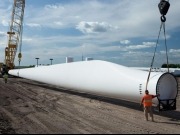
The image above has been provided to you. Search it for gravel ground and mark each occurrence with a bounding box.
[0,78,180,134]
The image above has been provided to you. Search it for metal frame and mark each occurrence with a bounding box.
[5,0,25,69]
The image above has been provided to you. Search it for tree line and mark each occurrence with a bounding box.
[161,64,180,68]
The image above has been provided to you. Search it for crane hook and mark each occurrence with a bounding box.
[18,53,22,66]
[158,0,170,16]
[161,15,166,22]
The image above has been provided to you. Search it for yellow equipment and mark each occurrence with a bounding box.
[5,0,25,69]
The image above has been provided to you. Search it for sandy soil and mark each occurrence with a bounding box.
[0,78,180,134]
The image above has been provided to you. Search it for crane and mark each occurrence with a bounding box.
[4,0,25,70]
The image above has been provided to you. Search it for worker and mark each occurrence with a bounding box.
[3,73,8,83]
[140,90,160,122]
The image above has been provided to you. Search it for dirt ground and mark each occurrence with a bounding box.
[0,77,180,134]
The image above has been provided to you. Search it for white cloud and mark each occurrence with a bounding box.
[125,42,156,50]
[76,21,113,34]
[169,49,180,53]
[126,45,148,50]
[120,40,131,45]
[142,42,156,46]
[45,4,59,10]
[1,20,9,26]
[24,0,180,38]
[45,4,65,10]
[26,23,41,28]
[0,31,6,37]
[54,21,63,26]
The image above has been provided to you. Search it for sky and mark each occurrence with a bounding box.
[0,0,180,67]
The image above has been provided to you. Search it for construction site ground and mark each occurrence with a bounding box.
[0,77,180,134]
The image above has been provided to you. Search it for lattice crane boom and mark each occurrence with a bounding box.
[5,0,25,69]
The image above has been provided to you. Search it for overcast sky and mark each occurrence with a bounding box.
[0,0,180,67]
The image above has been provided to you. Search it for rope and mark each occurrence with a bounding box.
[163,22,170,72]
[145,22,163,90]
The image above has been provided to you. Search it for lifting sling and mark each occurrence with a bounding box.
[145,0,170,91]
